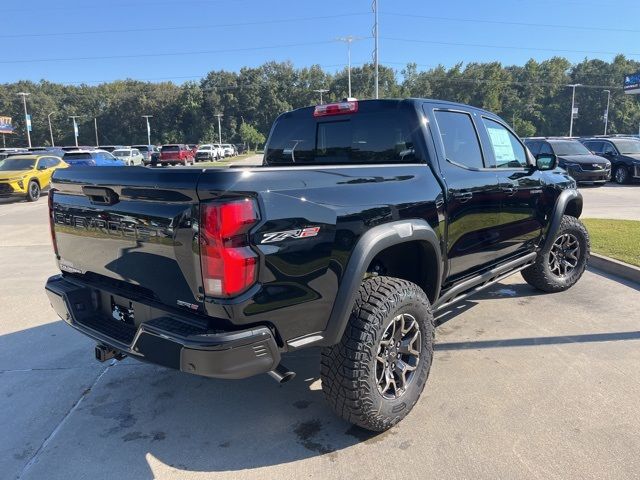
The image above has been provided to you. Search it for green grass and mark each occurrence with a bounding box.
[197,152,257,167]
[583,219,640,267]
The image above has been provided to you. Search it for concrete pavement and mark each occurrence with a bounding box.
[579,183,640,220]
[1,194,639,480]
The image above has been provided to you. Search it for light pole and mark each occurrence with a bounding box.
[372,0,379,99]
[17,92,31,147]
[602,90,611,135]
[142,115,153,145]
[69,115,81,147]
[567,84,581,137]
[313,89,329,104]
[214,113,223,144]
[47,112,55,147]
[94,118,99,147]
[336,36,361,98]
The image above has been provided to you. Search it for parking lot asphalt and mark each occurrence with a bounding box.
[1,188,639,480]
[579,183,640,221]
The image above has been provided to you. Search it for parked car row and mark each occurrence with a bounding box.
[523,135,640,185]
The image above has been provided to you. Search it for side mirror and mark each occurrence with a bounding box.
[535,153,558,171]
[37,165,47,170]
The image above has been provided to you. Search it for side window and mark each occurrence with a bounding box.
[584,141,602,154]
[434,110,484,169]
[539,142,553,155]
[602,142,617,155]
[525,141,540,156]
[132,149,140,156]
[482,118,528,168]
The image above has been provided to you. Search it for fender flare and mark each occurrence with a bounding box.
[317,219,442,347]
[542,188,583,251]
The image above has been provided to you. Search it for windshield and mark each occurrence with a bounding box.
[551,141,591,156]
[614,139,640,154]
[0,157,36,171]
[64,152,92,160]
[162,145,179,152]
[112,150,130,157]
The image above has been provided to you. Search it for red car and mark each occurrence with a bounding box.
[158,144,195,166]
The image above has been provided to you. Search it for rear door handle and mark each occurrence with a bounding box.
[453,192,473,203]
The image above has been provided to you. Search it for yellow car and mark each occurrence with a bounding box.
[0,154,68,202]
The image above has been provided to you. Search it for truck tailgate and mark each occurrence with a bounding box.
[50,167,204,310]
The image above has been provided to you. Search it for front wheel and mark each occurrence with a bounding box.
[321,276,434,432]
[522,215,590,293]
[614,165,629,184]
[26,180,40,202]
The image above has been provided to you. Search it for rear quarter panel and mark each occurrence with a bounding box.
[197,165,443,344]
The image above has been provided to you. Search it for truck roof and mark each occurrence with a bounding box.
[283,98,499,118]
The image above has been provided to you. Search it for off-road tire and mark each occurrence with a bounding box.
[522,215,590,293]
[321,276,435,432]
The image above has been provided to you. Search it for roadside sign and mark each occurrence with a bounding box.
[0,116,13,134]
[572,107,579,119]
[26,114,32,132]
[624,71,640,94]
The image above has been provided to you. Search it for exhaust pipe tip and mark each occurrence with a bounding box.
[268,364,296,384]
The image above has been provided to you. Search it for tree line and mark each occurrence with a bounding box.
[1,54,640,148]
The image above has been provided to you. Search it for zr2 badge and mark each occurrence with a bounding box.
[261,226,320,244]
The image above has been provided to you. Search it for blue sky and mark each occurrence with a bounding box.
[1,0,639,85]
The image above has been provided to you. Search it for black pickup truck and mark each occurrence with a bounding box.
[45,99,589,431]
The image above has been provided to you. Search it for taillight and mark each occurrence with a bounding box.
[48,190,59,256]
[313,100,358,117]
[200,199,259,297]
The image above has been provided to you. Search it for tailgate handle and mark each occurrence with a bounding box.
[82,186,119,205]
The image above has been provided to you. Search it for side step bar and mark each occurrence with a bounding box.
[433,252,537,314]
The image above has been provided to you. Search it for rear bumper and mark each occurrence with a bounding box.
[45,275,281,379]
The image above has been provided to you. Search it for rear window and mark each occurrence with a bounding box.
[162,145,180,152]
[64,152,92,160]
[265,102,420,165]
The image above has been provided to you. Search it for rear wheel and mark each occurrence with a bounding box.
[522,215,589,293]
[321,276,434,431]
[614,165,629,184]
[26,180,40,202]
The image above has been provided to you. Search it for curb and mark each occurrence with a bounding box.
[589,253,640,285]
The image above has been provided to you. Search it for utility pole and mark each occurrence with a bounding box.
[69,115,81,147]
[215,113,223,144]
[142,115,153,145]
[313,89,329,104]
[17,92,31,147]
[372,0,379,99]
[47,112,55,147]
[94,118,99,146]
[336,36,361,98]
[603,89,611,135]
[567,84,581,137]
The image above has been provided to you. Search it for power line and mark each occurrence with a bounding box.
[0,39,351,64]
[0,13,370,39]
[382,12,640,35]
[381,37,640,58]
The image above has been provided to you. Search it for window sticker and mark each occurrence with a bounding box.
[487,126,515,162]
